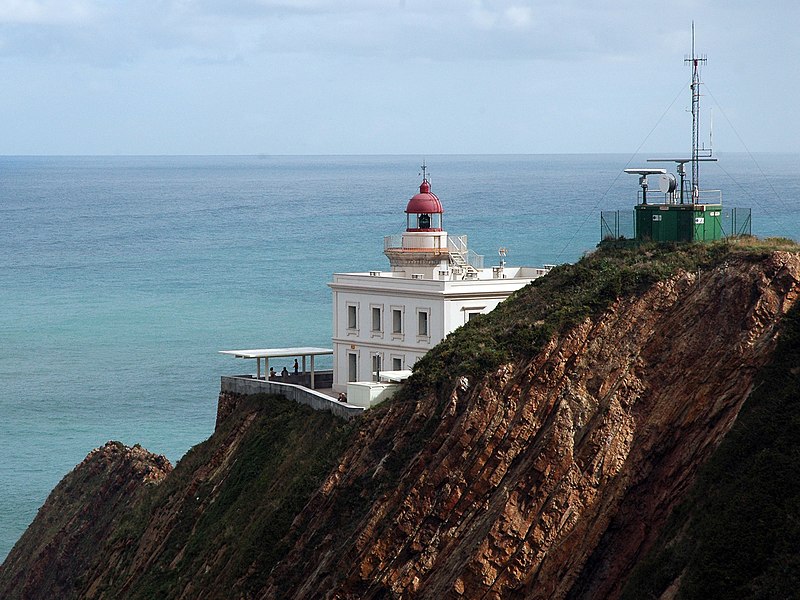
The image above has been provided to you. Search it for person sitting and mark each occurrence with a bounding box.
[337,392,347,403]
[269,367,276,380]
[281,366,289,378]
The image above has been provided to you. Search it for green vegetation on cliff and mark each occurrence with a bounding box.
[409,239,795,395]
[101,394,356,599]
[621,299,800,600]
[265,238,800,598]
[275,239,800,597]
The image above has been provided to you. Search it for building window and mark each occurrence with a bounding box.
[392,308,403,334]
[418,310,429,337]
[347,304,358,331]
[371,353,382,382]
[464,306,485,324]
[347,352,358,382]
[371,306,382,333]
[392,356,403,371]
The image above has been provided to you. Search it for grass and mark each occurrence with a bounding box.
[404,240,786,398]
[100,394,357,599]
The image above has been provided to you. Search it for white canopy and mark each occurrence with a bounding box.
[219,347,333,359]
[219,347,333,386]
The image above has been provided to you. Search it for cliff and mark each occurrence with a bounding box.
[2,241,800,599]
[0,442,171,599]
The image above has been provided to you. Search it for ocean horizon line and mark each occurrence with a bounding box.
[1,151,797,159]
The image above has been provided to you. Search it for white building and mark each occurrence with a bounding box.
[330,174,549,392]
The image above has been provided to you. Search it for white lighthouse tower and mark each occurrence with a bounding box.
[384,167,451,279]
[329,168,550,397]
[384,166,482,281]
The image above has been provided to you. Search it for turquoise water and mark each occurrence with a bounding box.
[1,154,798,560]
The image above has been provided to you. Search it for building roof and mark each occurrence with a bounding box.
[405,179,443,214]
[219,347,333,359]
[378,369,413,382]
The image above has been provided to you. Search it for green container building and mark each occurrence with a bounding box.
[635,203,723,243]
[600,34,751,246]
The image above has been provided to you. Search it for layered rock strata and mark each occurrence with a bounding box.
[263,252,800,599]
[0,442,171,600]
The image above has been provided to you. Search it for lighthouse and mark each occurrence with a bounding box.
[382,169,454,280]
[329,167,551,397]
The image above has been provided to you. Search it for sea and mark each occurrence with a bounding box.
[1,153,798,561]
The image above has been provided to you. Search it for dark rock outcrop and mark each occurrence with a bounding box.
[0,442,171,600]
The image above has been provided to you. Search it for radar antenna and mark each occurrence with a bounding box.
[648,24,716,204]
[685,21,708,202]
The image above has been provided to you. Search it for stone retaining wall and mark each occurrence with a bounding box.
[219,376,365,424]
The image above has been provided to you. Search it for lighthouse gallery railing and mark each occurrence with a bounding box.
[384,234,484,270]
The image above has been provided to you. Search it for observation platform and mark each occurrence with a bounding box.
[219,346,333,389]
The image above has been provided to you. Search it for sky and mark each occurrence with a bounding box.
[0,0,798,155]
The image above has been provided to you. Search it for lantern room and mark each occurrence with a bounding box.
[405,179,443,232]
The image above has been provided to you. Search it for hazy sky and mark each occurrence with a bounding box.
[1,0,797,155]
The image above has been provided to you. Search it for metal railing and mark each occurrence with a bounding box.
[384,234,403,250]
[384,233,484,270]
[633,189,723,205]
[465,249,484,270]
[601,210,635,241]
[447,235,483,270]
[600,207,752,241]
[697,189,723,204]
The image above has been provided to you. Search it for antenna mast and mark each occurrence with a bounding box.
[685,22,708,202]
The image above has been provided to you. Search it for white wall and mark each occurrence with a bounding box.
[331,283,440,390]
[330,272,538,392]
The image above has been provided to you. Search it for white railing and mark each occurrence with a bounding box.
[697,189,723,204]
[384,234,403,250]
[448,234,468,254]
[384,233,484,270]
[448,236,483,270]
[635,189,723,205]
[465,249,484,270]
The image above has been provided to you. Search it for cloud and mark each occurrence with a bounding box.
[190,0,400,18]
[0,0,686,68]
[504,6,532,30]
[469,1,498,30]
[0,0,93,24]
[469,2,534,31]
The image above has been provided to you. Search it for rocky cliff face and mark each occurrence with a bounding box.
[261,249,800,599]
[2,245,799,600]
[0,442,171,600]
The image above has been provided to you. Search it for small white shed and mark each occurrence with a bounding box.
[346,381,401,408]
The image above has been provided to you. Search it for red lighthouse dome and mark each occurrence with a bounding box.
[405,179,443,231]
[406,180,443,214]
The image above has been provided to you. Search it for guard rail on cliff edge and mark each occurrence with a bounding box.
[220,375,365,421]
